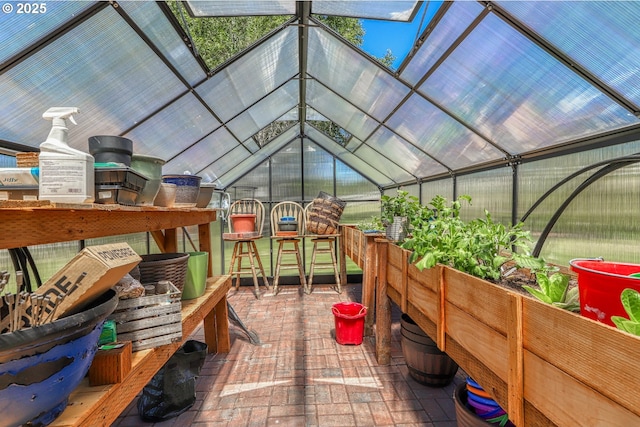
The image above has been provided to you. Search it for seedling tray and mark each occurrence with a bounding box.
[95,166,148,192]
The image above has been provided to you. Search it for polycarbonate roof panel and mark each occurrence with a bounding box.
[163,126,238,175]
[387,94,504,169]
[226,80,299,143]
[354,143,416,184]
[197,26,298,122]
[306,80,379,142]
[365,127,448,178]
[345,136,362,152]
[120,1,206,86]
[185,0,295,17]
[305,126,394,186]
[420,12,639,155]
[280,107,299,121]
[303,107,325,122]
[201,145,250,185]
[307,26,410,121]
[401,1,483,86]
[244,138,261,153]
[0,6,184,151]
[125,92,220,159]
[215,127,299,187]
[498,1,640,107]
[312,1,419,21]
[0,1,93,65]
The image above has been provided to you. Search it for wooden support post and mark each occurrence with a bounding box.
[400,248,408,313]
[375,239,391,365]
[339,226,348,287]
[150,228,178,253]
[507,294,524,427]
[437,264,446,351]
[362,233,377,336]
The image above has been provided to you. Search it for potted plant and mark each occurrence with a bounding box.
[381,189,420,242]
[356,216,384,234]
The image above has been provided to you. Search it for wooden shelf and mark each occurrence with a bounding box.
[1,203,229,426]
[49,276,231,427]
[0,203,216,250]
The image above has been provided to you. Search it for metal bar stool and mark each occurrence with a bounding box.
[270,201,307,295]
[223,199,270,299]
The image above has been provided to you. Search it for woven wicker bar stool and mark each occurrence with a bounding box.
[223,199,270,299]
[270,201,307,295]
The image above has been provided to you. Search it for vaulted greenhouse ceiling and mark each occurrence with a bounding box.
[2,1,640,190]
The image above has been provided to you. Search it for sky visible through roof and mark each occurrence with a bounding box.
[360,0,443,69]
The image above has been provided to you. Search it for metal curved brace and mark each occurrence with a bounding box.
[531,158,640,257]
[520,153,640,223]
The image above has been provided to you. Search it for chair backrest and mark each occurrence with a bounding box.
[228,199,265,235]
[271,201,305,237]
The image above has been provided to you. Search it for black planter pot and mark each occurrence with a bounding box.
[88,135,133,165]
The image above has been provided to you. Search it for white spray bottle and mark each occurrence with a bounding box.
[39,107,95,203]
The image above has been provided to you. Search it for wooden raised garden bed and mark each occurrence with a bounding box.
[341,229,640,427]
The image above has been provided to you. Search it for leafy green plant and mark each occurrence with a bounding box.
[356,216,384,232]
[522,272,580,312]
[611,288,640,336]
[402,195,545,281]
[380,190,420,226]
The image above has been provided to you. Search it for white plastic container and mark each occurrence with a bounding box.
[38,107,95,203]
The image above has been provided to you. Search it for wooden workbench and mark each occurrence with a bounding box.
[0,202,231,426]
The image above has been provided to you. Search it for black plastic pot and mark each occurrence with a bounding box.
[88,135,133,165]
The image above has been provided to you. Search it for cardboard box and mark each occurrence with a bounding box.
[88,341,132,386]
[38,243,141,319]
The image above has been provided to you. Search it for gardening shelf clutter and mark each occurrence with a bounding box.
[340,225,640,427]
[0,203,231,427]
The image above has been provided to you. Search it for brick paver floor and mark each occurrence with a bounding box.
[113,283,464,426]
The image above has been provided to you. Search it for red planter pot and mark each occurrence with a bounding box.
[230,214,256,233]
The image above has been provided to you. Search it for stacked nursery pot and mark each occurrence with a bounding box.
[454,377,514,427]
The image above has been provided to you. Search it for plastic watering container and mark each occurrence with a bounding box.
[332,302,366,345]
[570,259,640,326]
[39,107,94,203]
[182,252,209,300]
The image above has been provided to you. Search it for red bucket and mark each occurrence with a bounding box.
[332,302,367,345]
[570,259,640,326]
